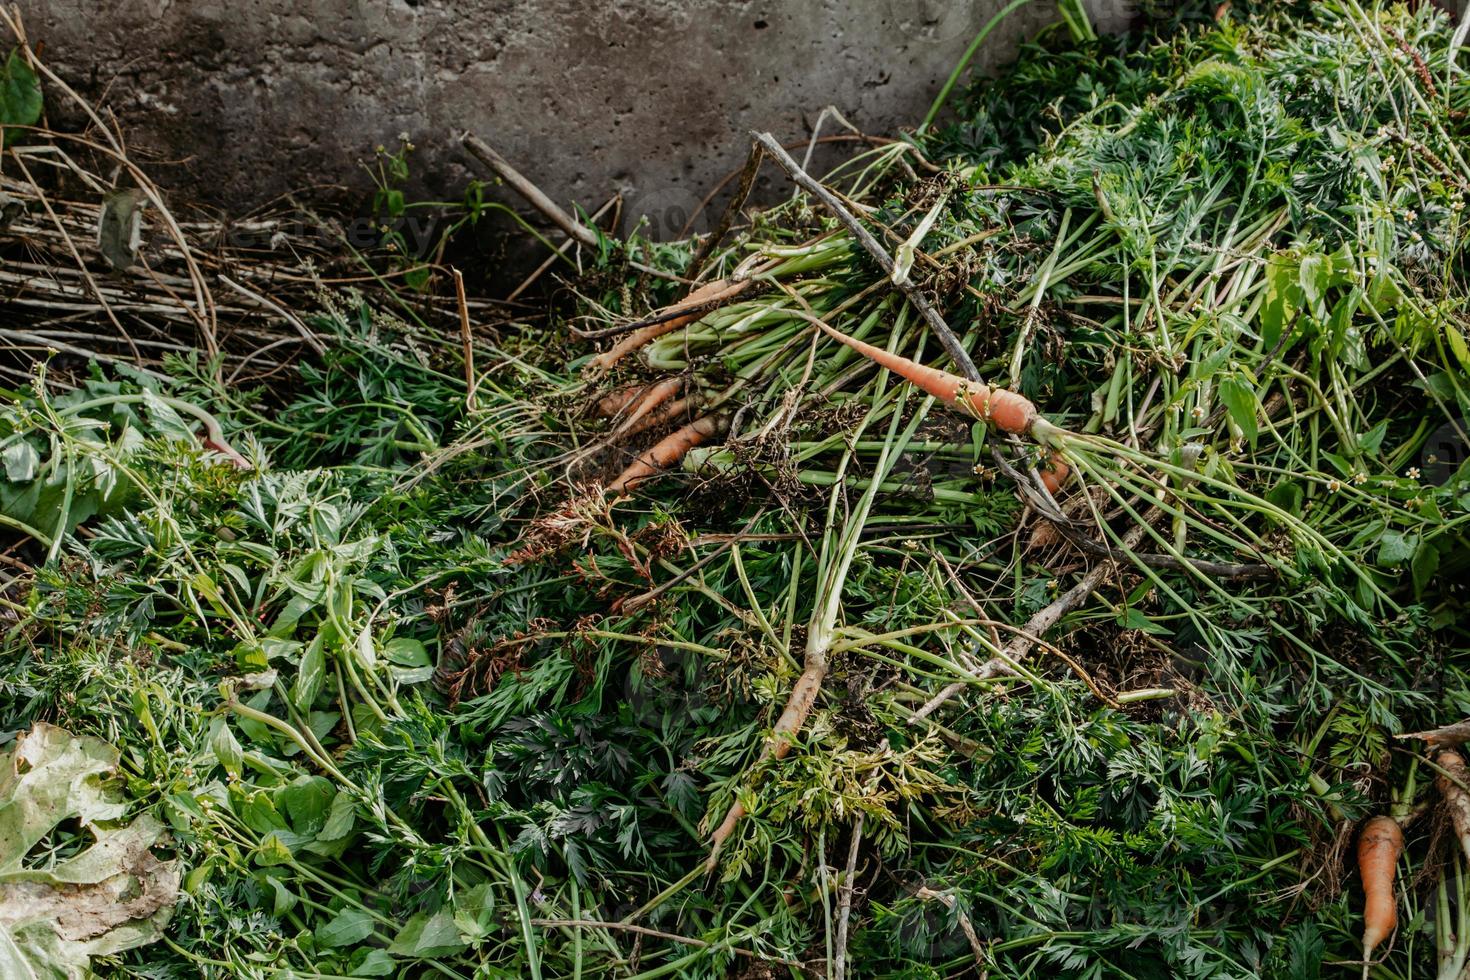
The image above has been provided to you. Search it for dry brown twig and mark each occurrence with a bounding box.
[1401,720,1470,747]
[751,131,980,380]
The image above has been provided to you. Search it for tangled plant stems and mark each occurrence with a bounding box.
[7,2,1470,979]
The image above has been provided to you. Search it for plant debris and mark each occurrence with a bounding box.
[0,724,180,979]
[3,1,1470,978]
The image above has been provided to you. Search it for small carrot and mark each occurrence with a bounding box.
[705,655,825,871]
[815,322,1038,435]
[593,278,752,371]
[607,414,724,493]
[816,321,1071,493]
[1039,454,1069,494]
[1358,814,1404,977]
[613,378,683,434]
[595,384,647,418]
[619,394,696,440]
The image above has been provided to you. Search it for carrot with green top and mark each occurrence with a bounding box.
[816,321,1069,492]
[593,277,752,371]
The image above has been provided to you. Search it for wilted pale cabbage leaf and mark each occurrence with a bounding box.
[0,723,179,980]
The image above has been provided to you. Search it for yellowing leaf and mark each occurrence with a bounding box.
[0,724,179,980]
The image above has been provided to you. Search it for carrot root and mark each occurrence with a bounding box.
[593,277,752,371]
[620,394,695,440]
[1437,750,1470,863]
[705,654,827,871]
[815,322,1037,435]
[1358,814,1404,971]
[613,378,683,434]
[1039,452,1070,494]
[595,384,647,418]
[607,414,724,493]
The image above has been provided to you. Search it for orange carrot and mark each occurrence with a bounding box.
[608,415,724,493]
[614,378,683,434]
[816,322,1037,435]
[620,394,695,440]
[705,656,825,871]
[593,278,752,371]
[1358,815,1403,976]
[595,384,646,418]
[1039,453,1070,495]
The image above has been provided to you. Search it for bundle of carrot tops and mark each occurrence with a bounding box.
[4,1,1470,977]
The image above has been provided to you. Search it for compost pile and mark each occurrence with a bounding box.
[4,2,1470,978]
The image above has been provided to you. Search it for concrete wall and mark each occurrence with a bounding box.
[27,1,1131,232]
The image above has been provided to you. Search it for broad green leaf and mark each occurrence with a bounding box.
[208,719,243,778]
[0,48,41,145]
[388,908,466,958]
[252,832,295,867]
[1298,251,1326,309]
[277,776,334,836]
[452,883,496,942]
[355,627,377,670]
[1260,251,1304,351]
[1217,377,1259,445]
[1265,480,1304,517]
[352,949,398,977]
[292,634,326,712]
[238,791,289,835]
[1117,607,1171,635]
[1376,530,1418,566]
[384,637,430,667]
[2,441,37,482]
[268,876,298,917]
[1447,324,1470,372]
[316,908,377,948]
[1356,420,1388,457]
[1412,539,1440,597]
[317,791,356,842]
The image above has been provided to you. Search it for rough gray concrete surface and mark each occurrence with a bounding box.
[27,0,1132,232]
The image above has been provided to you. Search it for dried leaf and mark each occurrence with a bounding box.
[0,724,179,979]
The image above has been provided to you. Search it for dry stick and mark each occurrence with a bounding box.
[463,133,599,248]
[7,149,141,362]
[14,126,221,361]
[1399,720,1470,747]
[451,267,477,411]
[751,131,980,381]
[910,519,1153,724]
[685,141,764,281]
[506,196,619,302]
[218,274,326,356]
[912,886,988,968]
[680,135,920,237]
[935,550,1120,709]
